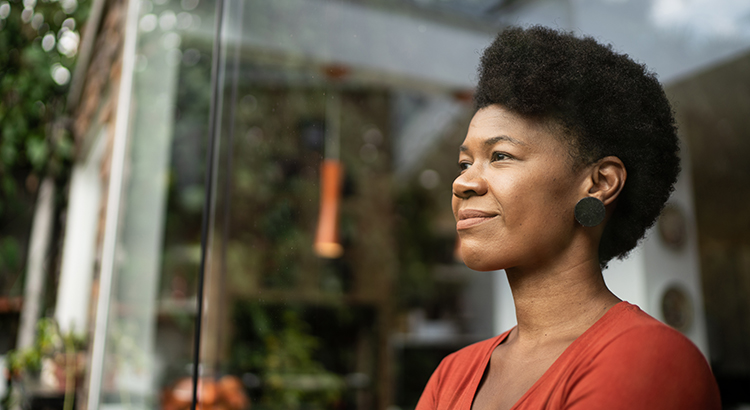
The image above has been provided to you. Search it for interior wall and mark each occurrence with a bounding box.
[666,51,750,402]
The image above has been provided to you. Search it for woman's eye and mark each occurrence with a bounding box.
[491,152,510,161]
[458,162,471,172]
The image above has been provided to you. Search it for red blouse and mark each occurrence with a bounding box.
[416,302,721,410]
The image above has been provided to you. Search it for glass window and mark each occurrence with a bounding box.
[79,0,750,409]
[87,0,216,408]
[195,1,498,409]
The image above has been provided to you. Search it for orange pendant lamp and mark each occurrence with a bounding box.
[314,92,344,259]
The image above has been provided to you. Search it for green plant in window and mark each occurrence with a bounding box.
[3,318,86,410]
[232,304,343,410]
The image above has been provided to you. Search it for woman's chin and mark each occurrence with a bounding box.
[459,247,504,272]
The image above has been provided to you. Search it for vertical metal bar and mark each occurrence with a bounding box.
[86,0,141,407]
[191,0,225,407]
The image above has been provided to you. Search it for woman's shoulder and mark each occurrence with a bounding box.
[562,301,721,409]
[590,301,703,352]
[580,301,710,372]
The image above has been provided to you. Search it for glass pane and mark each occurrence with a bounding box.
[78,0,750,409]
[199,2,497,409]
[90,0,216,408]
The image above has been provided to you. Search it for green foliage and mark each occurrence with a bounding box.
[232,304,343,409]
[3,318,86,410]
[0,0,89,306]
[0,236,21,273]
[394,188,442,309]
[0,3,92,404]
[228,88,325,290]
[5,317,84,376]
[0,0,88,213]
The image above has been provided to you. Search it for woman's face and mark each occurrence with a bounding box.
[452,105,588,272]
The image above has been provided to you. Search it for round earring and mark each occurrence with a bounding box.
[575,197,606,227]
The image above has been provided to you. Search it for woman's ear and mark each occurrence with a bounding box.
[588,156,626,206]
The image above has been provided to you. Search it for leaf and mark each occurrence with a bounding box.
[1,141,18,167]
[0,237,22,271]
[26,136,49,170]
[54,132,73,159]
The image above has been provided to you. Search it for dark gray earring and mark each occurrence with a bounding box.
[575,197,605,227]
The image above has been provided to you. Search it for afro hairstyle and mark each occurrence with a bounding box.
[474,25,680,267]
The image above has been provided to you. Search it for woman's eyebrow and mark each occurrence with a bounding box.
[459,135,526,152]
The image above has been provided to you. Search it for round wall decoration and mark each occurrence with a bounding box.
[661,285,694,333]
[658,203,687,250]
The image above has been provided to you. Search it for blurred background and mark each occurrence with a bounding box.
[1,0,749,409]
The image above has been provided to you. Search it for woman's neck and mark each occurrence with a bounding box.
[505,258,621,345]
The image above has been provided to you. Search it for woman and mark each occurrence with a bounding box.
[416,26,721,410]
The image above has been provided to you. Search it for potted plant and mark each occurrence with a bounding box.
[3,318,85,410]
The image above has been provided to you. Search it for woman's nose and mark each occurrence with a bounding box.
[452,165,487,199]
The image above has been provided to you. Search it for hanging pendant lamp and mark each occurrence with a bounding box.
[314,91,344,259]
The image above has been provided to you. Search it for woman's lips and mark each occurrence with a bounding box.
[456,210,498,230]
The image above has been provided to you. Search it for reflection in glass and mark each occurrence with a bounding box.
[80,0,750,408]
[198,1,495,409]
[90,0,215,407]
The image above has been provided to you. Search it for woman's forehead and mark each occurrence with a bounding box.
[462,106,564,152]
[459,135,526,153]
